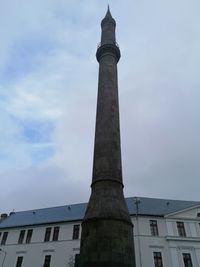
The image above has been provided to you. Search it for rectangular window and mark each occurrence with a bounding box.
[18,230,26,244]
[72,225,80,240]
[43,255,51,267]
[177,221,186,237]
[25,229,33,243]
[16,256,23,267]
[52,226,60,241]
[183,253,193,267]
[44,227,52,242]
[150,220,159,236]
[1,232,8,245]
[153,252,163,267]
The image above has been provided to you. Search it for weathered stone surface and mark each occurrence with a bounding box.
[79,219,135,267]
[78,7,136,267]
[93,54,122,183]
[84,181,131,223]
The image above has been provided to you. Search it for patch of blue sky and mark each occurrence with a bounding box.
[0,90,8,103]
[1,33,55,85]
[10,116,55,144]
[30,143,55,165]
[22,119,55,144]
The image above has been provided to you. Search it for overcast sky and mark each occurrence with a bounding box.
[1,0,200,213]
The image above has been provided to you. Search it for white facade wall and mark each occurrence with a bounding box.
[0,221,82,267]
[0,211,200,267]
[132,216,172,267]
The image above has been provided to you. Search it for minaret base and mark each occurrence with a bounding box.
[78,219,135,267]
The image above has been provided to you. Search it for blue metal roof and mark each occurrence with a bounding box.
[0,203,87,229]
[126,197,200,216]
[0,197,199,229]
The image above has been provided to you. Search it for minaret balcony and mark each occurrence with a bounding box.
[96,42,121,62]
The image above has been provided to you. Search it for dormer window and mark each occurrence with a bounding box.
[177,221,186,237]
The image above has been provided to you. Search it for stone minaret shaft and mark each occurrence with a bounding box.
[93,7,122,185]
[78,7,136,267]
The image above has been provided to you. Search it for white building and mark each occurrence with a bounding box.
[0,196,200,267]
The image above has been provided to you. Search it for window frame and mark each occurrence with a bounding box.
[72,224,80,240]
[177,221,186,237]
[150,220,159,236]
[1,231,8,245]
[44,227,52,242]
[153,251,163,267]
[18,230,26,244]
[183,253,193,267]
[25,229,33,244]
[43,255,51,267]
[52,226,60,241]
[16,256,23,267]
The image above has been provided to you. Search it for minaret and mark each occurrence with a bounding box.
[77,7,136,267]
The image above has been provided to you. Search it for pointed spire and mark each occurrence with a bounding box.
[101,5,116,27]
[105,5,112,18]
